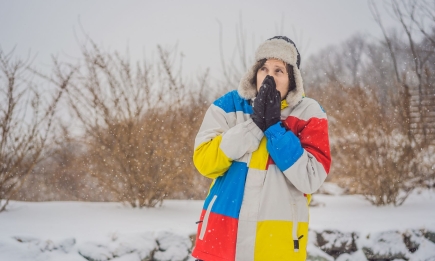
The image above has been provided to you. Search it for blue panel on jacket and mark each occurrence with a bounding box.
[213,90,253,114]
[265,122,304,171]
[203,161,248,219]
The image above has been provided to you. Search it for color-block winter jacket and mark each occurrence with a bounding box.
[191,90,331,261]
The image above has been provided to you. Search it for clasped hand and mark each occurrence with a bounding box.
[251,75,281,132]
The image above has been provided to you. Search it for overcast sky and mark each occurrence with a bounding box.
[1,0,400,80]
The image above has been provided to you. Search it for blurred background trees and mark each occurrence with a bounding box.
[3,40,214,210]
[1,0,434,210]
[304,0,435,205]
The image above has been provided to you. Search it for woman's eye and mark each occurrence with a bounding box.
[275,69,283,74]
[260,67,267,71]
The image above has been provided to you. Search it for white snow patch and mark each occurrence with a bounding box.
[0,190,434,260]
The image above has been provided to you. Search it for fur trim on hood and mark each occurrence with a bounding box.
[238,36,305,108]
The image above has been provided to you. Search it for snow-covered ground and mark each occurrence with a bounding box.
[1,185,434,261]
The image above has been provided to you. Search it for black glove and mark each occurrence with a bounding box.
[261,75,276,90]
[251,83,268,132]
[264,79,281,130]
[252,75,278,132]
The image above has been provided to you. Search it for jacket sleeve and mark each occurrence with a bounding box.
[193,102,264,179]
[264,102,331,194]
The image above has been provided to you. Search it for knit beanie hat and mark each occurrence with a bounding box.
[237,36,304,108]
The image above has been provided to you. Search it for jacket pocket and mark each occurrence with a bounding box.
[199,195,217,240]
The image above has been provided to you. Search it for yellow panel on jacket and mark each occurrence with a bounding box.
[248,137,269,170]
[193,134,232,179]
[255,221,309,261]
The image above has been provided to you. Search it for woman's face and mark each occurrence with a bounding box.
[256,59,290,100]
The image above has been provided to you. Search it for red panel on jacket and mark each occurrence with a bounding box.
[192,209,238,261]
[284,116,331,174]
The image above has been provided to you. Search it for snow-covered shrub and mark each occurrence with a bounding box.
[78,243,114,261]
[359,230,435,261]
[78,232,157,261]
[6,229,435,261]
[334,251,369,261]
[362,231,409,260]
[13,236,76,253]
[107,233,157,260]
[309,229,435,261]
[315,230,358,258]
[423,229,435,244]
[402,230,435,260]
[307,230,335,261]
[153,231,192,261]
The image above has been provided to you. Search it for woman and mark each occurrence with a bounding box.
[192,36,331,261]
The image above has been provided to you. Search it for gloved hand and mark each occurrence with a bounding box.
[264,78,281,130]
[252,75,279,132]
[251,83,268,132]
[261,75,276,90]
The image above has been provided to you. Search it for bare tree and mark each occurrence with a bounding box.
[298,0,435,205]
[217,16,253,92]
[302,33,367,91]
[11,126,97,202]
[343,34,366,87]
[314,84,421,206]
[0,48,70,212]
[369,0,435,187]
[369,0,435,143]
[57,40,211,207]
